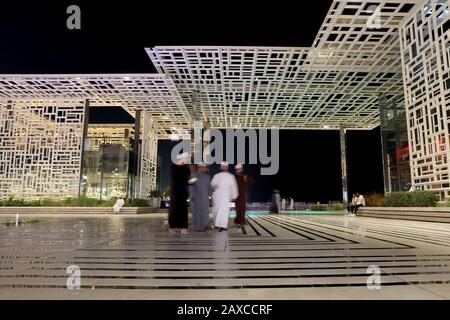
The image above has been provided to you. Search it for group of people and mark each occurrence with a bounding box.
[267,192,294,214]
[167,152,365,233]
[281,197,294,211]
[347,192,365,216]
[168,153,253,234]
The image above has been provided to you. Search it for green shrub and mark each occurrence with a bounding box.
[0,197,25,207]
[102,199,117,207]
[77,197,101,207]
[28,200,43,207]
[438,199,450,207]
[0,197,148,207]
[149,190,163,198]
[62,197,77,206]
[125,198,150,207]
[310,204,327,211]
[365,193,385,207]
[411,191,439,207]
[331,203,344,211]
[385,191,438,207]
[40,198,57,206]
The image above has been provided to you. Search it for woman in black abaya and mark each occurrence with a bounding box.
[168,153,196,234]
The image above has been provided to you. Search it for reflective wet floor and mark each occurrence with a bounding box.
[1,213,450,299]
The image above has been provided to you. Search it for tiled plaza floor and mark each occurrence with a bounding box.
[1,213,450,299]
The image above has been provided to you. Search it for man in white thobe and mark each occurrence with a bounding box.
[211,162,238,231]
[281,198,286,211]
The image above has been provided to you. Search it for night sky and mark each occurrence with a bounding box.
[158,129,384,203]
[0,0,385,202]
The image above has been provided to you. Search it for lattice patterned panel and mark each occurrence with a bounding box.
[400,0,450,199]
[139,111,158,198]
[312,0,422,67]
[0,100,85,199]
[0,74,191,139]
[88,124,134,138]
[146,2,421,130]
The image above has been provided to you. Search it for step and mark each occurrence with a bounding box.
[358,207,450,223]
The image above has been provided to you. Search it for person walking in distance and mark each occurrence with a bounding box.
[269,190,281,214]
[281,197,286,212]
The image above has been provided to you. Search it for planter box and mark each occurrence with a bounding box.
[150,197,161,208]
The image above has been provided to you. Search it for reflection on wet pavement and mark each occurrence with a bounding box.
[1,213,450,299]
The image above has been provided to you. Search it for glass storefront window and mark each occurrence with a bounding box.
[379,94,412,193]
[80,137,138,200]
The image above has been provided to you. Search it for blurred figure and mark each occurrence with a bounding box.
[233,163,253,234]
[289,197,294,211]
[211,162,238,232]
[113,198,124,214]
[190,163,211,232]
[347,193,365,216]
[353,192,365,216]
[347,193,358,216]
[168,153,196,234]
[281,197,286,211]
[269,190,281,214]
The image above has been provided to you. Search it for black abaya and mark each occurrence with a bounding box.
[168,164,191,229]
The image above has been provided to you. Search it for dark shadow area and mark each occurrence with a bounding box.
[89,106,134,124]
[158,128,384,203]
[346,127,385,196]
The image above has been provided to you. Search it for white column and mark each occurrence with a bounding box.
[138,110,158,198]
[340,126,348,203]
[78,99,90,197]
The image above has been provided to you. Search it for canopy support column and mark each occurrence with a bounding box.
[340,126,349,204]
[190,90,203,164]
[138,111,158,198]
[131,109,141,199]
[78,99,90,197]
